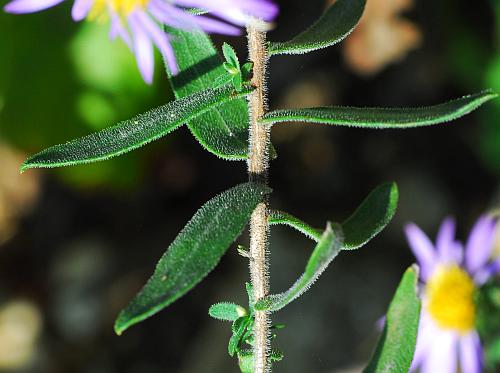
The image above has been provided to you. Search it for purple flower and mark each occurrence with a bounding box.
[405,215,500,373]
[4,0,278,84]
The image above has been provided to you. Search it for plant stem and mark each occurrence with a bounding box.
[247,21,271,373]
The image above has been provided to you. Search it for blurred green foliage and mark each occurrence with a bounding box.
[476,280,500,369]
[445,0,500,173]
[0,8,172,189]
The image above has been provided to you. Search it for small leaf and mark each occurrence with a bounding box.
[268,0,366,56]
[238,350,254,373]
[363,265,421,373]
[223,62,239,75]
[209,302,247,321]
[222,42,240,69]
[268,210,322,242]
[246,282,254,311]
[114,182,271,335]
[241,62,254,81]
[229,316,251,357]
[271,323,286,330]
[22,85,251,172]
[342,182,398,250]
[212,72,233,89]
[270,348,284,362]
[237,245,251,258]
[260,91,497,128]
[165,27,251,160]
[255,223,343,312]
[232,73,243,92]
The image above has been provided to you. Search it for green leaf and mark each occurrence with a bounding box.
[363,265,421,373]
[114,182,271,335]
[268,210,322,242]
[268,182,397,250]
[245,282,255,311]
[237,349,283,373]
[229,316,251,357]
[212,72,233,89]
[232,74,243,92]
[238,350,253,373]
[255,223,343,312]
[165,27,251,160]
[22,85,251,172]
[222,42,240,70]
[342,183,398,250]
[241,62,253,81]
[268,0,366,56]
[270,348,284,362]
[260,91,497,128]
[209,302,247,321]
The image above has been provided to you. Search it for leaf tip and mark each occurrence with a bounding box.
[114,322,125,336]
[19,158,35,174]
[389,181,399,205]
[407,264,420,286]
[114,313,132,336]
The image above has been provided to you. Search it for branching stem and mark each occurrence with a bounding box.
[247,20,271,373]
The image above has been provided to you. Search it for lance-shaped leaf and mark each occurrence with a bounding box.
[342,182,398,250]
[364,265,421,373]
[260,91,497,128]
[255,223,343,312]
[268,0,366,56]
[165,27,250,160]
[21,85,251,172]
[115,182,270,335]
[268,183,398,250]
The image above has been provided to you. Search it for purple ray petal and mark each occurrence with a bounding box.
[186,14,241,35]
[133,11,178,75]
[110,14,132,48]
[128,13,155,84]
[474,259,500,285]
[175,0,278,24]
[71,0,93,21]
[421,330,458,373]
[459,332,483,373]
[436,217,464,265]
[405,223,437,280]
[465,215,497,274]
[149,0,240,35]
[436,217,456,258]
[4,0,64,14]
[410,312,435,371]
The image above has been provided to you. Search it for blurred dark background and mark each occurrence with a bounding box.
[1,0,500,372]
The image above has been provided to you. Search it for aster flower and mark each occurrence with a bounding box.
[405,215,500,373]
[4,0,278,83]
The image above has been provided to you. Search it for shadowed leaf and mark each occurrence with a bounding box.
[165,27,250,160]
[342,182,398,250]
[115,182,270,335]
[268,0,366,56]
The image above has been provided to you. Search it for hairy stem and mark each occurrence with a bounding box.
[247,21,271,373]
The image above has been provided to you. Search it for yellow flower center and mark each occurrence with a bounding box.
[88,0,149,21]
[425,265,476,333]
